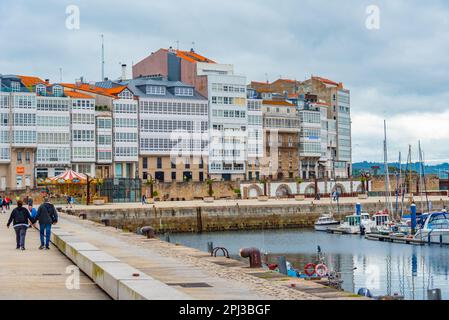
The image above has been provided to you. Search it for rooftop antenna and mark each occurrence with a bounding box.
[191,41,195,51]
[101,34,105,81]
[59,67,63,83]
[175,40,179,51]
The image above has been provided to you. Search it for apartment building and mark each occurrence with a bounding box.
[0,75,37,190]
[246,88,264,180]
[250,76,352,180]
[61,81,138,179]
[133,48,248,181]
[65,91,97,176]
[298,76,352,178]
[124,76,209,182]
[262,100,300,180]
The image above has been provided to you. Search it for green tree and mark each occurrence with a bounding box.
[145,175,156,199]
[205,176,215,197]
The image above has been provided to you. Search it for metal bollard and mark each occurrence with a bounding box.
[239,247,262,268]
[165,233,170,243]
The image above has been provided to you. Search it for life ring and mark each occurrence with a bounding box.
[315,263,328,277]
[304,263,316,276]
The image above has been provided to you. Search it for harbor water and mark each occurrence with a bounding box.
[165,229,449,300]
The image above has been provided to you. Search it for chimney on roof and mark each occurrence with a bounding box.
[121,64,127,81]
[45,79,50,84]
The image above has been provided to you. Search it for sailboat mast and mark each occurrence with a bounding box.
[419,142,430,212]
[395,152,401,219]
[383,120,393,215]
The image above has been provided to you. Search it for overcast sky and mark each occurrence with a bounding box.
[1,0,448,163]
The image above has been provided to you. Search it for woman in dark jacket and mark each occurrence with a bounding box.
[6,200,33,250]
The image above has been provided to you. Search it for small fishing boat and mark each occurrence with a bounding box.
[314,214,340,231]
[365,211,390,234]
[336,212,371,234]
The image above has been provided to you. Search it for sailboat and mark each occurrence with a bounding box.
[366,121,392,234]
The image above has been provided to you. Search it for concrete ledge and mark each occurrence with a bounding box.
[119,279,191,300]
[51,226,193,300]
[93,262,152,299]
[75,251,120,279]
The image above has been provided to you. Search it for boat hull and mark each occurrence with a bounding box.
[314,222,340,231]
[415,229,449,244]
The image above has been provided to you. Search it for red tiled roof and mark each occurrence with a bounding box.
[18,75,46,88]
[313,76,339,86]
[251,81,269,85]
[162,48,216,64]
[64,90,95,99]
[274,78,298,84]
[262,100,294,106]
[60,83,125,98]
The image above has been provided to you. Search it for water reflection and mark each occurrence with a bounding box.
[166,229,449,300]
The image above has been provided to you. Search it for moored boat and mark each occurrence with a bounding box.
[414,211,449,244]
[314,214,340,231]
[336,212,371,234]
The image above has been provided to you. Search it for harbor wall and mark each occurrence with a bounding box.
[64,198,445,234]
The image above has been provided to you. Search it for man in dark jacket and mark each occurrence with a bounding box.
[6,200,33,250]
[35,197,58,250]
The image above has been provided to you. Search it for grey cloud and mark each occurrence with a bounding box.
[1,0,449,161]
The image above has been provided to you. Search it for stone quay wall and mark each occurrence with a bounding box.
[64,198,443,234]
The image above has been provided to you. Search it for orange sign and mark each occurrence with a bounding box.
[16,167,25,174]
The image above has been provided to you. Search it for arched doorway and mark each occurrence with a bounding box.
[275,184,292,197]
[248,184,263,198]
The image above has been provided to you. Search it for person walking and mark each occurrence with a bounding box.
[35,197,58,250]
[0,196,5,214]
[28,203,37,220]
[6,200,33,250]
[5,196,10,210]
[141,194,147,205]
[66,195,72,209]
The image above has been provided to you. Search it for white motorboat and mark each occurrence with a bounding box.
[414,211,449,244]
[336,212,371,234]
[314,214,340,231]
[365,211,390,234]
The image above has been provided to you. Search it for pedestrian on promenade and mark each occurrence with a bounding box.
[5,196,10,210]
[27,197,33,207]
[28,203,37,220]
[142,194,147,205]
[15,195,20,205]
[0,196,5,213]
[34,197,58,250]
[6,200,33,250]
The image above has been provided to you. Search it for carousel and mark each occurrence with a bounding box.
[37,169,102,204]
